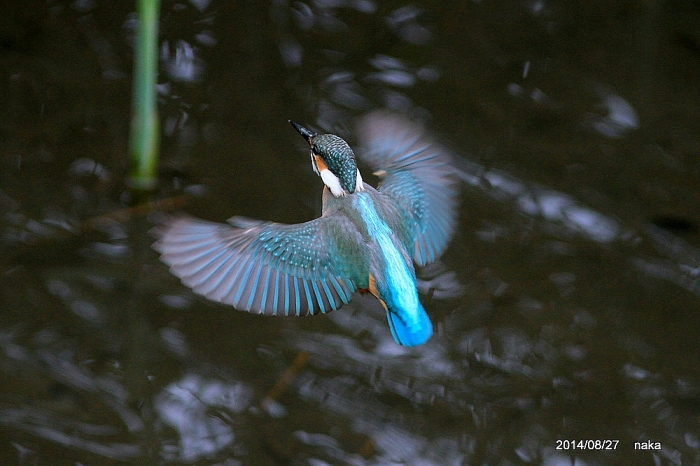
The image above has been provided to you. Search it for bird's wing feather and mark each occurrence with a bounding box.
[356,111,460,265]
[152,214,365,316]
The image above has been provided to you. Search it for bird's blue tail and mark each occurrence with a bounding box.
[386,304,433,347]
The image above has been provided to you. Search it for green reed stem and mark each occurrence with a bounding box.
[128,0,161,191]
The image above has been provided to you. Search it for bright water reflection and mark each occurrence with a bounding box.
[156,373,252,462]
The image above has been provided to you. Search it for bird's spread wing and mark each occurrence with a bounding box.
[356,111,460,266]
[152,214,365,316]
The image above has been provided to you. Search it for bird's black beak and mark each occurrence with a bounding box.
[289,120,317,143]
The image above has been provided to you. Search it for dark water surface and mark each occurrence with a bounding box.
[1,0,700,464]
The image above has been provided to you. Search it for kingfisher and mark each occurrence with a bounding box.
[153,111,459,346]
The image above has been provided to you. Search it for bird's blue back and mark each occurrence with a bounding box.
[323,185,433,346]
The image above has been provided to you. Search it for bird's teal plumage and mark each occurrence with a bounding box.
[309,134,359,193]
[153,111,459,346]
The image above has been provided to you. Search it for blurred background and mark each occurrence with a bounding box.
[1,0,700,464]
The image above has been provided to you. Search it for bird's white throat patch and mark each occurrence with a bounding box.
[321,169,364,197]
[356,170,365,192]
[320,169,344,196]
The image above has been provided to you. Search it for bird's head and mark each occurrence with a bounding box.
[290,120,364,197]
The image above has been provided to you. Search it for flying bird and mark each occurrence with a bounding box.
[153,111,460,346]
